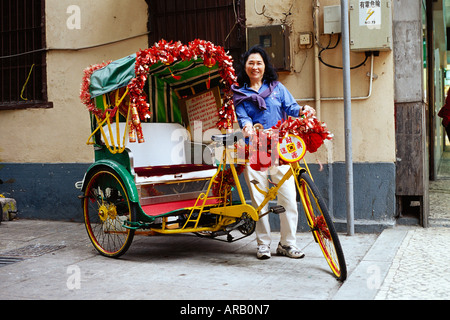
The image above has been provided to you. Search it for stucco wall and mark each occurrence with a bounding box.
[0,0,148,163]
[245,0,396,164]
[0,1,398,227]
[0,0,396,165]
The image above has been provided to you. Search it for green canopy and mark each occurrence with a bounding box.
[89,54,136,98]
[146,59,220,123]
[89,53,221,124]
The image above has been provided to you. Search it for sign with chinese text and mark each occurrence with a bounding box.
[359,0,381,26]
[180,87,221,139]
[277,135,306,163]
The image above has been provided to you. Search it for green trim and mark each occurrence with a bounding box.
[84,159,139,203]
[90,54,136,98]
[94,147,132,173]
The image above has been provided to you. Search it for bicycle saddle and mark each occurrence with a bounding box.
[211,131,244,143]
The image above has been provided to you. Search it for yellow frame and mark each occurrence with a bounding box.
[149,146,258,235]
[86,88,131,154]
[148,138,313,235]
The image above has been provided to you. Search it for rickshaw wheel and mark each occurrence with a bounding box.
[82,167,135,258]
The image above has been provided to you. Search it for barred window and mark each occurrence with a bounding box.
[146,0,246,68]
[0,0,52,109]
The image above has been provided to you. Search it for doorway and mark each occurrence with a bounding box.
[146,0,246,69]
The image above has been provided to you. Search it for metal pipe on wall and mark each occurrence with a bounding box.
[341,0,355,236]
[295,52,375,103]
[313,0,321,118]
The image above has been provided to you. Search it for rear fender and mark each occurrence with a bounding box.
[81,159,139,203]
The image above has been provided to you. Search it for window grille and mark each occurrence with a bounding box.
[0,0,52,109]
[146,0,246,68]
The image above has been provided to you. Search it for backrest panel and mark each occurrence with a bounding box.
[102,122,188,167]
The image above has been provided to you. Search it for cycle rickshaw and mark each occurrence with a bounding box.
[78,39,347,281]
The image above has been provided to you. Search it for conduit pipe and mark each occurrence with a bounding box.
[296,1,355,236]
[313,0,321,118]
[295,52,375,103]
[341,0,355,236]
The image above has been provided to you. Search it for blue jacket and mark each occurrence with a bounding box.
[233,81,301,129]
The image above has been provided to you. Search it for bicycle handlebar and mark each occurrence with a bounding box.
[211,131,244,144]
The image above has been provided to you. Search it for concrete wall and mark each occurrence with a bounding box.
[245,0,396,230]
[0,0,148,219]
[1,0,397,231]
[246,0,396,164]
[0,0,148,164]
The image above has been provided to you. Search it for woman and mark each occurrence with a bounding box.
[232,46,312,260]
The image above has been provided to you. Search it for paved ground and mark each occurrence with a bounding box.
[375,226,450,300]
[1,152,450,302]
[372,177,450,300]
[0,219,380,300]
[2,216,449,301]
[372,150,450,300]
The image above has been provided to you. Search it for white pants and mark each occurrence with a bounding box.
[244,165,298,247]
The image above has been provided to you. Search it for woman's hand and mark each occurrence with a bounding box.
[301,105,316,118]
[242,123,256,137]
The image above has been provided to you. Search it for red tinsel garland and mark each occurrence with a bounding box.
[314,215,332,240]
[246,116,334,170]
[80,39,238,133]
[212,164,245,198]
[129,39,238,129]
[79,39,332,159]
[274,117,333,153]
[79,60,112,118]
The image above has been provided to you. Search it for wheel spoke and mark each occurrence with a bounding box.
[297,171,347,281]
[83,169,135,257]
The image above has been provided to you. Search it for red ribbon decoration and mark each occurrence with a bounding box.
[80,40,333,151]
[80,60,112,118]
[242,117,334,170]
[129,39,238,130]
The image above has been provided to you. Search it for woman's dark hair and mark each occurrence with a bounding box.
[236,45,278,87]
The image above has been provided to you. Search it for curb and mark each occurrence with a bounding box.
[332,227,409,300]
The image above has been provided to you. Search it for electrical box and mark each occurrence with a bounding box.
[324,5,342,34]
[247,25,291,71]
[349,0,393,52]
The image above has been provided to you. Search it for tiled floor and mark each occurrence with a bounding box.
[430,146,450,225]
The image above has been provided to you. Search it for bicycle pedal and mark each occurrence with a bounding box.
[270,205,285,214]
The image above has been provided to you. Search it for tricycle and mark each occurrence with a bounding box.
[77,39,347,281]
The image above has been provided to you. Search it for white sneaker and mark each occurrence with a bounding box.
[256,244,271,260]
[276,242,305,259]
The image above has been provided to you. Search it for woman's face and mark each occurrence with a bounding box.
[245,53,265,85]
